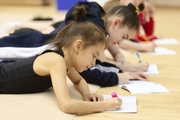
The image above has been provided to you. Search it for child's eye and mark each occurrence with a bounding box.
[122,36,126,39]
[93,55,96,58]
[122,35,129,39]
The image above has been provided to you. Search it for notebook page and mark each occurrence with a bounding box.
[103,95,137,113]
[143,64,159,74]
[148,47,176,55]
[153,38,179,45]
[118,81,169,94]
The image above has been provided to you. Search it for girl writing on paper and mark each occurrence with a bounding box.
[0,6,122,114]
[0,1,148,87]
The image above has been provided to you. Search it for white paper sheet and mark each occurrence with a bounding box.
[153,38,179,45]
[143,64,159,74]
[148,47,176,55]
[103,95,137,113]
[118,81,169,94]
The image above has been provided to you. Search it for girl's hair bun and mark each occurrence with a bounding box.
[127,3,136,11]
[127,2,145,13]
[72,5,87,20]
[138,3,145,11]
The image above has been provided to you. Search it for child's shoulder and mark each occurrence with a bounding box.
[41,49,64,58]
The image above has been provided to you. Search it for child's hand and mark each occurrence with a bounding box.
[135,61,149,72]
[117,72,133,84]
[139,42,156,52]
[117,72,149,84]
[82,93,104,102]
[103,98,122,111]
[130,72,149,81]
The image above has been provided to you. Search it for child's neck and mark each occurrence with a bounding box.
[62,47,74,69]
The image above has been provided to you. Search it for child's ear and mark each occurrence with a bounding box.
[73,39,83,53]
[113,18,122,26]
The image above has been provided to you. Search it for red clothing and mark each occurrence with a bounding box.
[134,12,157,42]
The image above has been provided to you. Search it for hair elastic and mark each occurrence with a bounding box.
[135,7,140,13]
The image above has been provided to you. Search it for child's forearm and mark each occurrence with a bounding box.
[114,51,125,62]
[74,78,91,96]
[60,99,105,114]
[124,62,137,72]
[120,40,140,51]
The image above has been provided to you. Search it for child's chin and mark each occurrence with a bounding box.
[78,69,87,73]
[76,68,84,73]
[79,70,85,73]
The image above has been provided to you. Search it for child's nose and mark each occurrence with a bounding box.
[91,60,95,66]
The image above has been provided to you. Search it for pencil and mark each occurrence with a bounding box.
[121,60,124,72]
[136,51,142,62]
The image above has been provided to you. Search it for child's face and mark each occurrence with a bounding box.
[107,25,136,45]
[74,43,105,72]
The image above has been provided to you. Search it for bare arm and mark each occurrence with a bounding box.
[34,52,122,114]
[67,67,103,101]
[67,67,91,95]
[120,40,156,52]
[117,71,149,84]
[99,46,136,72]
[104,44,149,72]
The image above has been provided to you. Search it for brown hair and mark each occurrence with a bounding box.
[48,5,106,50]
[103,2,144,31]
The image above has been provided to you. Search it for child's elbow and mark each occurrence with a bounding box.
[58,101,74,114]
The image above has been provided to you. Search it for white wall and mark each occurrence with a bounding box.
[87,0,108,6]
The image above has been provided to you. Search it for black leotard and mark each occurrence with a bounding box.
[0,49,64,94]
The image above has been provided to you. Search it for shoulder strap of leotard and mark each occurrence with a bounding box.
[56,49,64,58]
[41,49,64,58]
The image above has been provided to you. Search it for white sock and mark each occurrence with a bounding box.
[0,21,21,33]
